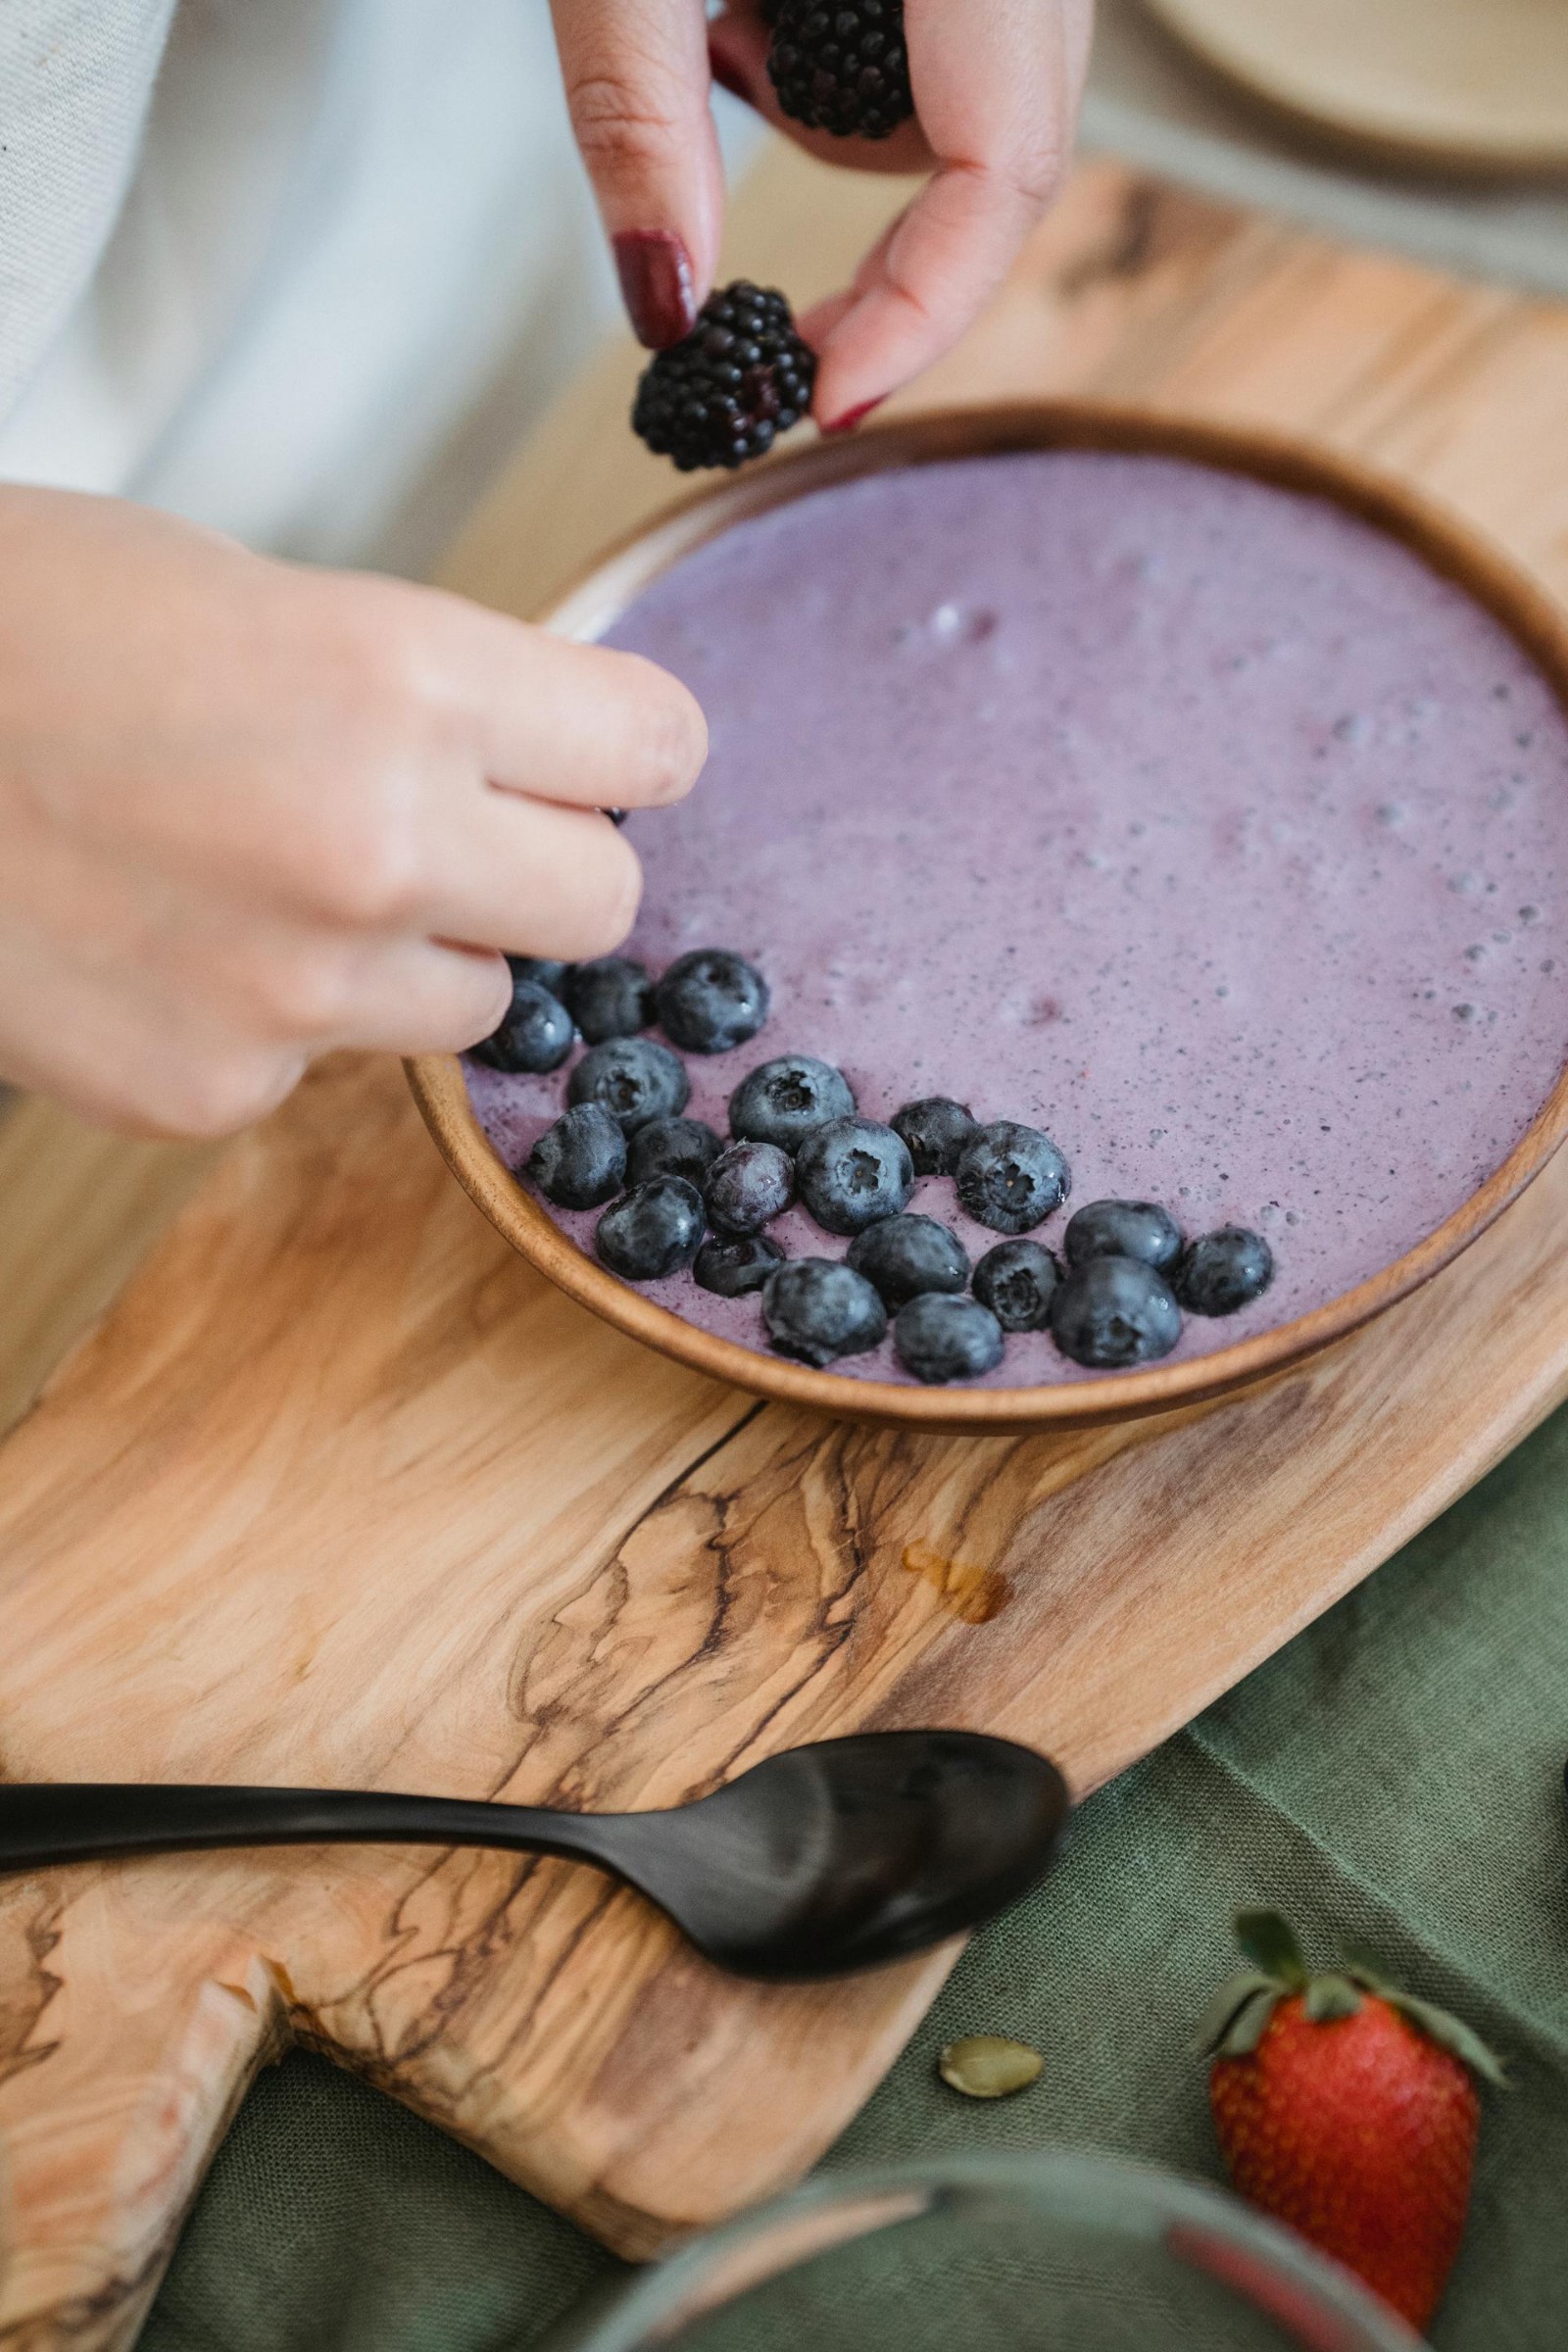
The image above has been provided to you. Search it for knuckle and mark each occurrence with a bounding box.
[566,71,688,180]
[311,798,424,928]
[258,944,361,1040]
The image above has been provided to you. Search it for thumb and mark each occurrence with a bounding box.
[551,0,725,348]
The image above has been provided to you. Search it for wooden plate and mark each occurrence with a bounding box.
[409,402,1568,1434]
[1142,0,1568,175]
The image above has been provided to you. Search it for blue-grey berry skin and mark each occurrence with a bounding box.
[796,1116,914,1237]
[626,1117,724,1190]
[847,1213,969,1309]
[694,1234,784,1298]
[972,1239,1061,1333]
[470,978,575,1075]
[1049,1255,1182,1369]
[526,1103,627,1210]
[729,1054,856,1151]
[955,1120,1070,1234]
[762,1258,888,1366]
[567,1037,690,1133]
[656,949,770,1054]
[563,956,654,1043]
[1064,1199,1183,1275]
[595,1178,706,1282]
[891,1097,977,1178]
[1175,1226,1275,1316]
[705,1140,795,1236]
[507,954,569,1000]
[894,1295,1005,1386]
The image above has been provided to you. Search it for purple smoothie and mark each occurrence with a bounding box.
[466,451,1568,1385]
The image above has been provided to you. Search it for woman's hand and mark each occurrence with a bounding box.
[0,489,705,1136]
[551,0,1094,428]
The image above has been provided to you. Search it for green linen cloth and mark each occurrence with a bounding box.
[143,1397,1568,2352]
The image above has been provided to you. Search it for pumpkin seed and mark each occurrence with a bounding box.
[937,2034,1044,2099]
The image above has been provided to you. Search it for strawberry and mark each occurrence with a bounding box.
[1199,1909,1504,2330]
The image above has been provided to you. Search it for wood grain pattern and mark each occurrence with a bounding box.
[5,142,1568,2345]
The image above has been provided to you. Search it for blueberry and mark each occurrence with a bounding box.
[595,1177,706,1282]
[891,1096,977,1178]
[955,1120,1070,1234]
[626,1116,724,1189]
[796,1116,914,1237]
[564,956,654,1043]
[972,1239,1061,1333]
[705,1140,794,1235]
[506,954,569,1000]
[469,978,574,1074]
[847,1213,969,1309]
[1175,1226,1275,1316]
[525,1103,627,1209]
[656,949,770,1054]
[1064,1199,1183,1275]
[694,1233,784,1298]
[762,1258,888,1366]
[894,1294,1005,1385]
[1049,1256,1182,1369]
[729,1054,856,1151]
[567,1037,689,1132]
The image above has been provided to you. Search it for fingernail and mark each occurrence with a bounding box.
[708,45,751,103]
[613,230,698,351]
[821,396,887,437]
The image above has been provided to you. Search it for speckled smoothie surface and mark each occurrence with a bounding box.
[466,450,1568,1386]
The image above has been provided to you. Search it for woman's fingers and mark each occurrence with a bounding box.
[421,789,647,963]
[428,598,709,812]
[715,0,1093,430]
[811,0,1092,425]
[551,0,725,346]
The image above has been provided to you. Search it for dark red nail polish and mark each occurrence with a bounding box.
[613,230,698,351]
[708,46,750,103]
[822,396,886,437]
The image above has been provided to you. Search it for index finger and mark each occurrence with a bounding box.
[551,0,725,347]
[806,0,1093,430]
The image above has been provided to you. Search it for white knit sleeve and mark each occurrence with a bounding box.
[0,0,177,424]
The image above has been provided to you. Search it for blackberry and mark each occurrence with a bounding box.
[632,282,815,472]
[766,1,913,141]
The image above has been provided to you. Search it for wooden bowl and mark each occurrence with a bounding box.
[409,403,1568,1433]
[1142,0,1568,177]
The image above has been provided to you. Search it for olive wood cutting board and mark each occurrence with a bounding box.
[5,147,1568,2348]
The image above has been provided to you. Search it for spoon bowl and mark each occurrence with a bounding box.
[0,1731,1069,1982]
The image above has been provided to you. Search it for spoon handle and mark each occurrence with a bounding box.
[0,1783,625,1876]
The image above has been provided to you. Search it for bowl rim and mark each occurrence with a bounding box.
[538,2147,1424,2352]
[408,399,1568,1433]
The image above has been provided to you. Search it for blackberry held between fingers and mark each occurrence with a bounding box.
[766,1,913,142]
[632,283,815,472]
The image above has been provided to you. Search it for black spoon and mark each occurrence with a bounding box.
[0,1732,1067,1982]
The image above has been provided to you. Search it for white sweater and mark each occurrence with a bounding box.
[0,0,615,566]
